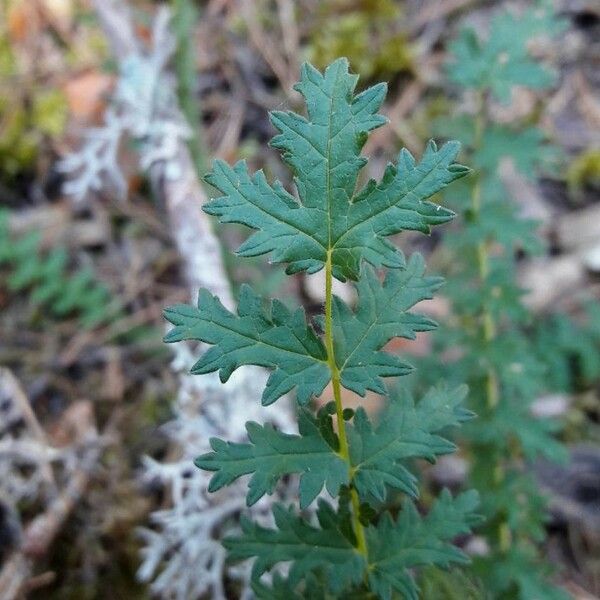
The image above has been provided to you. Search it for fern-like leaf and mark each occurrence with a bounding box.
[166,59,477,599]
[165,253,445,405]
[447,2,564,102]
[198,384,472,507]
[204,59,467,281]
[196,410,347,508]
[227,491,480,600]
[0,210,114,327]
[226,501,364,595]
[349,385,472,501]
[164,285,329,405]
[333,253,441,395]
[367,490,481,600]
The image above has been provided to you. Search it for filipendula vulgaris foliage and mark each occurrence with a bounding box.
[423,3,570,598]
[0,209,115,328]
[163,59,481,599]
[532,303,600,395]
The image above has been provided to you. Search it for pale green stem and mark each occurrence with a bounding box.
[472,92,511,553]
[324,251,368,558]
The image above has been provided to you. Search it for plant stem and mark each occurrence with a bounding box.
[473,178,499,411]
[472,92,500,414]
[471,93,510,553]
[324,251,368,558]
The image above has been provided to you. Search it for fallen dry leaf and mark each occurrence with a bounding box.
[7,0,42,42]
[63,71,114,121]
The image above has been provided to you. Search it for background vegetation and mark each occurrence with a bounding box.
[0,0,599,598]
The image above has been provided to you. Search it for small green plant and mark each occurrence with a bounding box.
[164,59,480,598]
[0,210,114,328]
[427,3,569,598]
[533,304,600,393]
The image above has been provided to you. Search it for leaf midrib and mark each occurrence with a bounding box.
[214,447,337,467]
[325,68,341,251]
[186,315,328,363]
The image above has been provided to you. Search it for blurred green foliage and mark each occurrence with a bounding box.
[447,0,565,103]
[419,2,571,598]
[533,304,600,393]
[418,567,490,600]
[0,210,116,328]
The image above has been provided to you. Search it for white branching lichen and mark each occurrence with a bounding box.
[60,4,295,598]
[58,9,191,203]
[137,343,294,600]
[0,369,104,599]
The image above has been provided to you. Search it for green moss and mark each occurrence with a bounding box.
[33,89,68,137]
[0,35,14,77]
[567,149,600,198]
[0,88,67,175]
[307,0,413,80]
[0,18,68,178]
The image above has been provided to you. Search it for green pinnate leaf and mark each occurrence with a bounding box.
[251,574,303,600]
[163,60,478,599]
[52,269,96,314]
[269,60,387,213]
[164,285,329,405]
[513,565,570,600]
[200,382,471,510]
[165,253,447,405]
[476,546,570,600]
[367,490,481,600]
[331,141,465,280]
[435,3,571,597]
[28,248,69,304]
[334,253,442,395]
[252,572,329,600]
[434,116,558,184]
[7,232,43,290]
[418,566,489,600]
[349,385,473,501]
[195,409,347,508]
[476,125,558,179]
[227,491,480,600]
[204,58,467,281]
[196,384,472,510]
[252,571,370,600]
[226,501,365,595]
